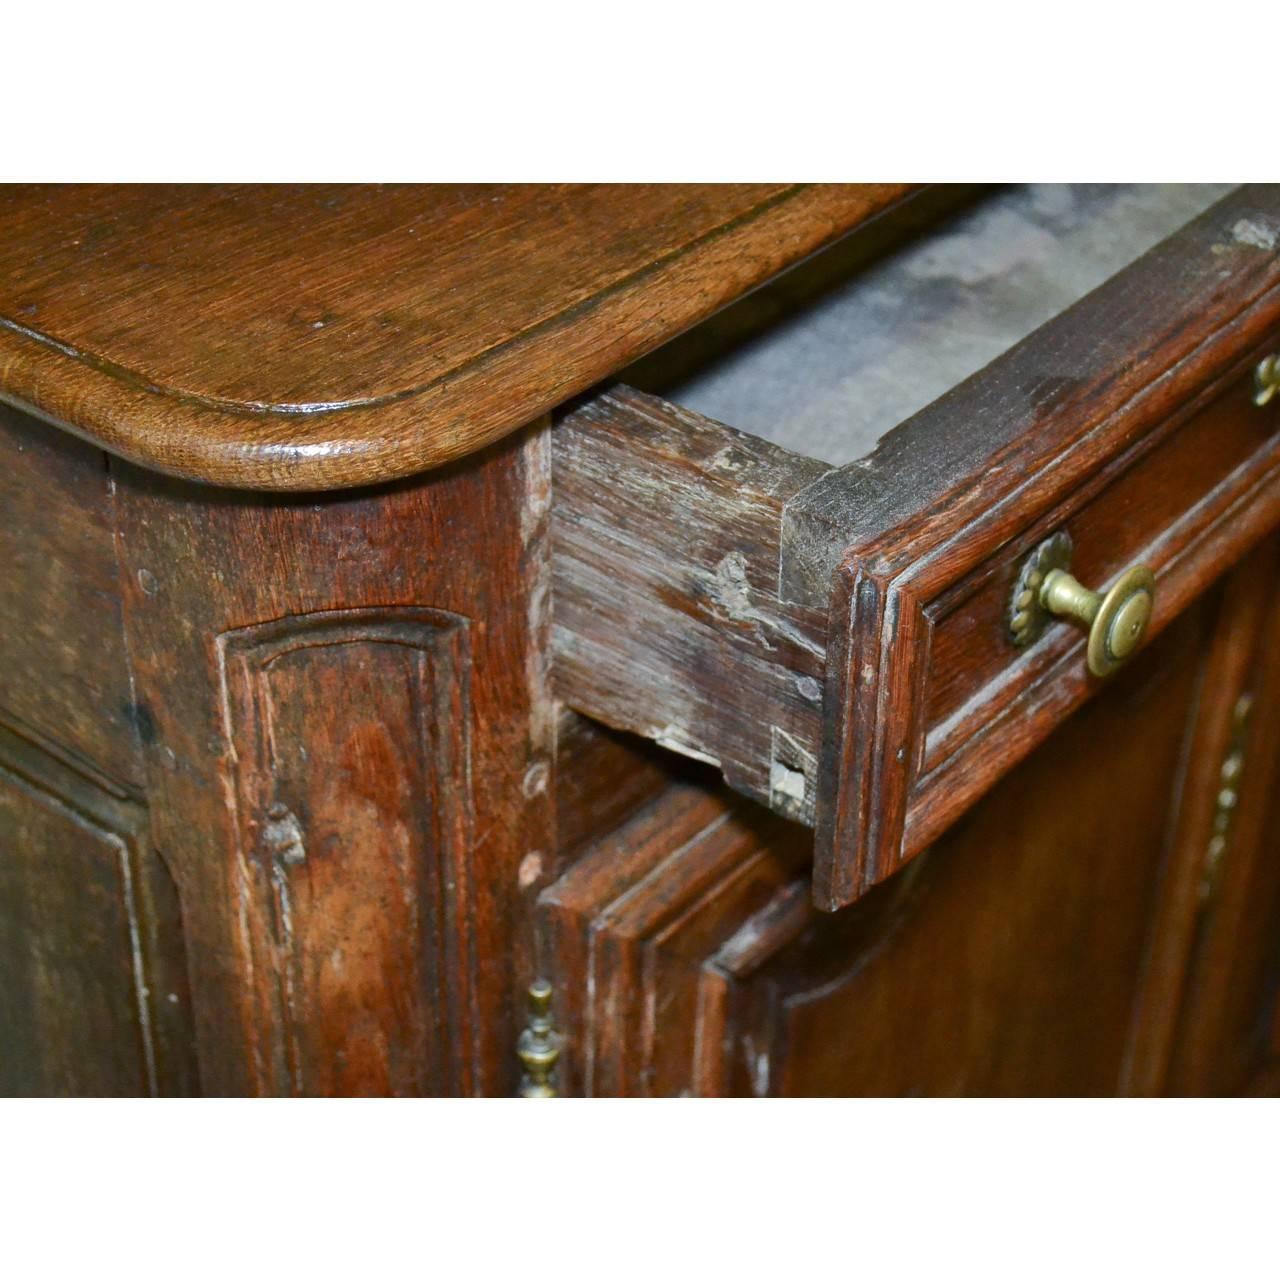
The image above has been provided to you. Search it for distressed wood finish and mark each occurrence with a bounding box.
[552,184,1280,909]
[107,424,555,1095]
[543,585,1259,1095]
[217,608,473,1095]
[761,601,1213,1096]
[0,183,914,490]
[0,392,556,1096]
[0,722,197,1096]
[540,780,810,1098]
[0,403,142,790]
[808,186,1280,907]
[552,387,829,820]
[5,184,1280,1098]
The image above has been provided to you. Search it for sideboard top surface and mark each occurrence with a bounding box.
[0,183,913,490]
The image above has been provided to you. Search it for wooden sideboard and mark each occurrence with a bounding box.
[1,183,1277,1096]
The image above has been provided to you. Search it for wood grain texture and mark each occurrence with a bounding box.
[0,403,142,790]
[7,179,1280,1098]
[0,721,197,1096]
[0,183,914,490]
[540,779,810,1097]
[217,608,472,1096]
[551,185,1280,909]
[760,600,1215,1095]
[543,593,1227,1095]
[552,386,829,819]
[552,343,1280,910]
[108,423,556,1095]
[633,184,1226,464]
[898,355,1280,853]
[552,709,682,866]
[809,185,1280,907]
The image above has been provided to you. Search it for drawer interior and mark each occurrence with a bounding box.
[628,184,1234,465]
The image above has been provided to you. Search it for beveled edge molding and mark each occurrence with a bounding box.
[0,185,917,490]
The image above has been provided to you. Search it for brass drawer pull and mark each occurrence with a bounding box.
[1041,564,1155,677]
[1255,354,1279,408]
[1010,532,1156,677]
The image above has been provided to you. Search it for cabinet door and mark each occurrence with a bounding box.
[0,726,197,1096]
[542,541,1280,1094]
[1126,537,1280,1096]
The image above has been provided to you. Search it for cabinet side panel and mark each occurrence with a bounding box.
[0,405,141,789]
[111,426,554,1095]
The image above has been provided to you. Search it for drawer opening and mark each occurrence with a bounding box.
[553,184,1280,911]
[626,183,1234,466]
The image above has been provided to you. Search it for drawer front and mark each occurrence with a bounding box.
[553,186,1280,910]
[874,353,1280,883]
[810,200,1280,908]
[922,375,1274,760]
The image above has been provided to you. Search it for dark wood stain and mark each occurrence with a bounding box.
[540,564,1280,1094]
[0,403,142,790]
[3,183,1277,1097]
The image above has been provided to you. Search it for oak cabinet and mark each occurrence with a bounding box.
[0,183,1277,1095]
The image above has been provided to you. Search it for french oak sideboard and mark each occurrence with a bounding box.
[1,183,1278,1096]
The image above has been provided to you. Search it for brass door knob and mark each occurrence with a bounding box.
[1040,564,1155,677]
[1009,532,1156,677]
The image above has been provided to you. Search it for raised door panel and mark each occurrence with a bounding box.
[110,422,556,1096]
[540,781,809,1098]
[754,599,1212,1096]
[0,725,197,1096]
[544,583,1237,1095]
[758,545,1280,1096]
[218,609,471,1096]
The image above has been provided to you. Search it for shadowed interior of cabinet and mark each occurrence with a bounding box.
[626,183,1235,465]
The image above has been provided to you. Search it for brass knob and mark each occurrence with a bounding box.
[1040,564,1155,677]
[1009,532,1156,678]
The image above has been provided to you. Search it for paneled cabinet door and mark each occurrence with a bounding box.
[1127,537,1280,1097]
[542,538,1280,1095]
[0,724,198,1097]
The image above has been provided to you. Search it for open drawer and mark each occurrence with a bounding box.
[551,184,1280,909]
